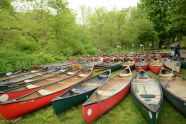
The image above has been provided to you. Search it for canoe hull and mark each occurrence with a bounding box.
[135,65,149,71]
[0,87,41,103]
[0,88,70,120]
[181,62,186,69]
[149,65,162,74]
[108,64,122,72]
[131,92,161,124]
[52,90,96,114]
[162,86,186,116]
[82,85,130,123]
[94,67,106,72]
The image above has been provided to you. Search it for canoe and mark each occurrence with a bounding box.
[135,59,149,71]
[82,67,132,123]
[122,59,135,70]
[181,62,186,69]
[131,70,163,124]
[163,58,181,73]
[149,59,164,74]
[159,68,186,116]
[0,68,93,120]
[0,67,82,103]
[180,58,186,69]
[0,66,58,85]
[94,61,122,72]
[134,56,141,62]
[0,69,28,78]
[52,70,111,115]
[0,66,67,91]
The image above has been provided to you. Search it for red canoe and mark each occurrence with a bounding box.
[134,56,141,62]
[82,67,132,123]
[0,68,82,103]
[149,59,163,74]
[135,59,149,71]
[0,68,93,120]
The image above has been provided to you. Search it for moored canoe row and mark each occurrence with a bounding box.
[0,66,93,120]
[0,52,185,123]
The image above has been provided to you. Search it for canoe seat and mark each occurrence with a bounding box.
[81,83,101,87]
[98,74,108,78]
[97,90,113,97]
[140,94,156,98]
[67,72,75,75]
[133,83,158,85]
[135,78,153,80]
[26,84,37,89]
[24,80,33,83]
[38,89,52,96]
[60,69,66,72]
[119,73,131,77]
[79,74,88,77]
[71,88,85,94]
[31,70,38,73]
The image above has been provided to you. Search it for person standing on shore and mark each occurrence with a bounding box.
[174,43,180,58]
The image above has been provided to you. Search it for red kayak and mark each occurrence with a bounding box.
[149,59,163,74]
[82,67,132,123]
[0,68,93,120]
[0,68,82,103]
[135,59,149,71]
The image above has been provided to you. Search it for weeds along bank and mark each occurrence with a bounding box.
[0,50,65,73]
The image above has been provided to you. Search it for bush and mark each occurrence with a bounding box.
[0,50,64,73]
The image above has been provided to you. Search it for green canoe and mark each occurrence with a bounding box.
[52,70,111,114]
[159,68,186,116]
[181,62,186,69]
[131,70,163,124]
[95,61,122,72]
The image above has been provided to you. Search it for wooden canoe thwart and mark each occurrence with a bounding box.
[131,70,163,124]
[52,70,111,115]
[159,68,186,116]
[163,58,181,73]
[149,59,164,74]
[0,67,93,120]
[0,66,82,103]
[82,67,132,123]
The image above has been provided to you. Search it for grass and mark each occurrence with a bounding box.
[0,69,186,124]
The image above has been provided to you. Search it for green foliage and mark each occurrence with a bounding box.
[0,50,63,73]
[124,8,158,48]
[166,0,186,37]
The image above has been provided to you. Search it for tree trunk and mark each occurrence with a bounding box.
[158,40,163,49]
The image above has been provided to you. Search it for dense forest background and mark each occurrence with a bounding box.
[0,0,186,72]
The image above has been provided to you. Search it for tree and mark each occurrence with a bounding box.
[139,0,170,48]
[166,0,186,40]
[124,7,158,48]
